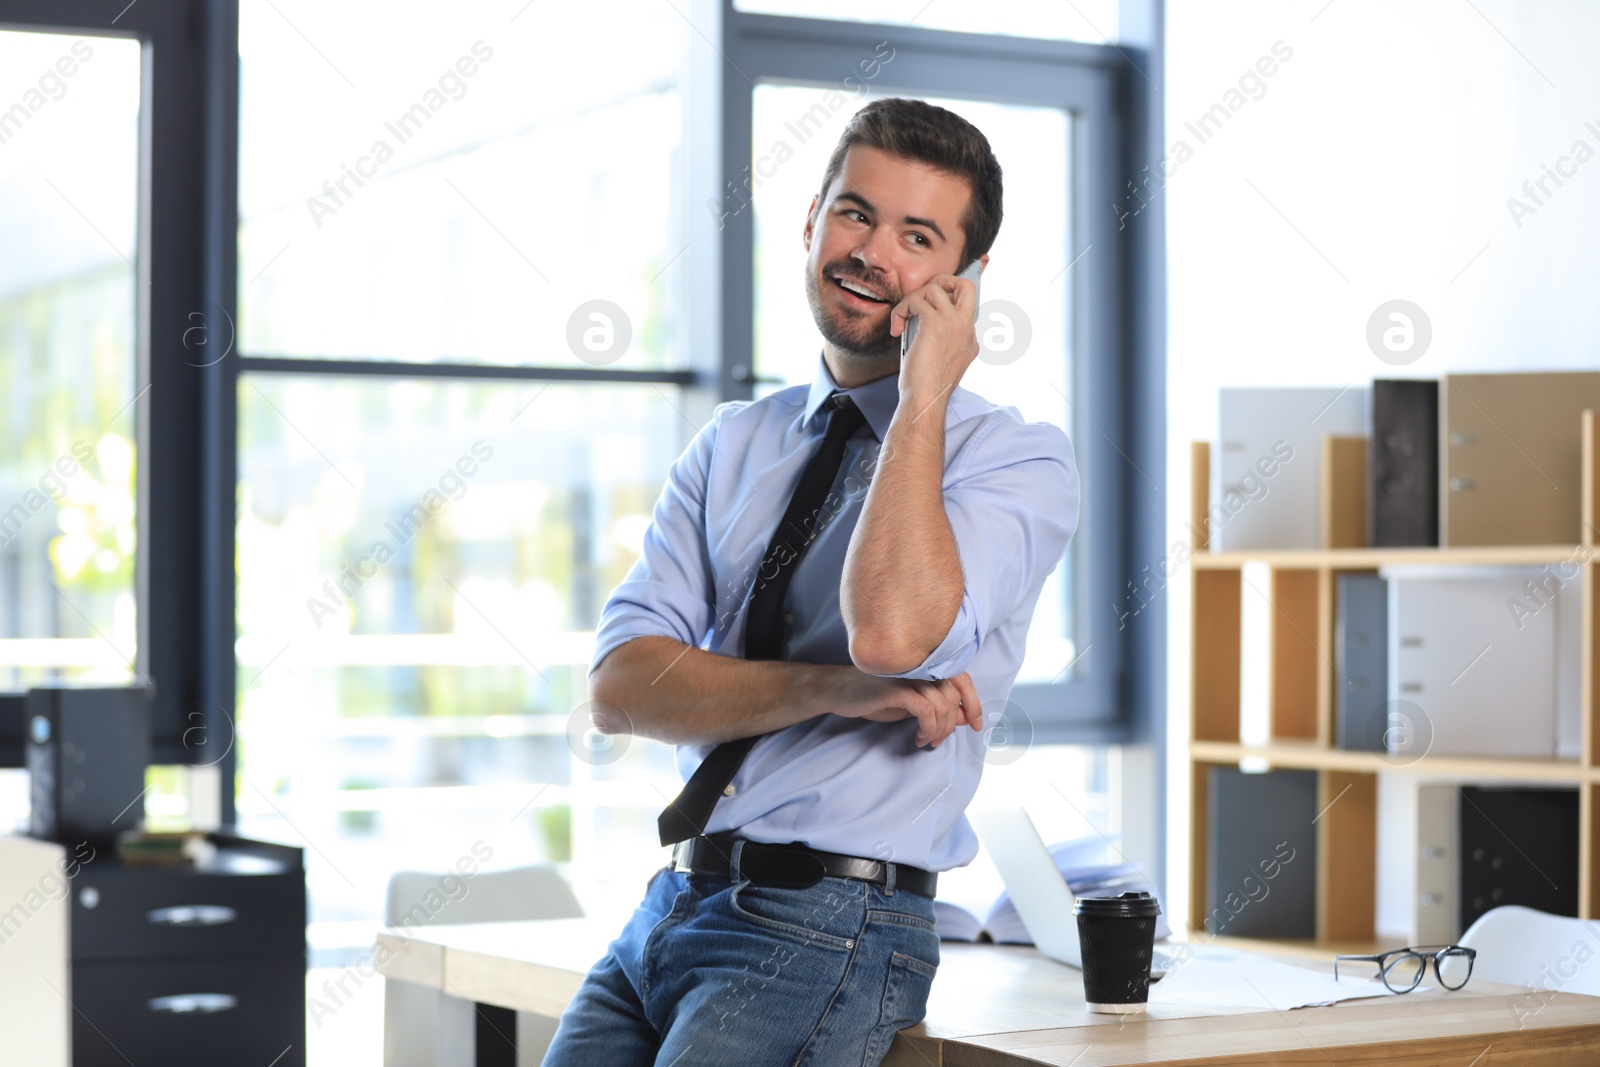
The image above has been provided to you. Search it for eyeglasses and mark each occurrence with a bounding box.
[1334,945,1476,993]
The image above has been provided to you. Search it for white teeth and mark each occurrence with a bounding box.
[836,277,882,301]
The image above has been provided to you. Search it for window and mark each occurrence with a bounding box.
[234,376,686,922]
[750,85,1076,686]
[720,8,1131,736]
[0,0,239,856]
[224,0,1144,943]
[0,29,142,690]
[237,0,684,368]
[0,0,1157,967]
[233,0,701,933]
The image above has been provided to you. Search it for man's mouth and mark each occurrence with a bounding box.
[831,273,891,305]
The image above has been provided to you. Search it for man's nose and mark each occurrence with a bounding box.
[850,224,897,275]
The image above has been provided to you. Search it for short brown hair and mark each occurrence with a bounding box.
[815,97,1003,270]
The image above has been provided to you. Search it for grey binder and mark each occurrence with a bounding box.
[1335,574,1387,752]
[1205,767,1317,939]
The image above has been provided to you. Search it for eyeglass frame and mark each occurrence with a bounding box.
[1333,945,1477,993]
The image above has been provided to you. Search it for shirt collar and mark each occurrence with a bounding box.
[802,351,900,442]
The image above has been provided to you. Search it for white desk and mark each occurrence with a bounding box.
[376,918,1600,1065]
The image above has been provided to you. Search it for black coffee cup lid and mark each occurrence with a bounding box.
[1073,891,1161,918]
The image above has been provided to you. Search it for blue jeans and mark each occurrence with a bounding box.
[543,848,940,1066]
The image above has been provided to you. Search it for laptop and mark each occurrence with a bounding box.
[969,805,1177,977]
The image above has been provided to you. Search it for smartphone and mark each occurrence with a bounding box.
[900,260,983,359]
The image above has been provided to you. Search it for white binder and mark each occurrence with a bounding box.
[1381,566,1560,759]
[1375,777,1460,945]
[1213,387,1367,550]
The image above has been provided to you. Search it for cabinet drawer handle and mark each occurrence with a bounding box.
[147,993,238,1015]
[146,905,238,927]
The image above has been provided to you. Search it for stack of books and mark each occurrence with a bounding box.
[115,830,218,867]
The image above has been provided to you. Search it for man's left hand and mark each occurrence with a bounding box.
[890,272,980,401]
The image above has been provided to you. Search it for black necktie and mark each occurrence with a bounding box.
[656,392,869,847]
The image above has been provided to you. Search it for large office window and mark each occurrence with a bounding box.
[233,0,701,928]
[0,29,142,691]
[0,0,1153,948]
[715,1,1142,917]
[234,376,684,924]
[227,0,1143,939]
[0,25,145,833]
[749,86,1076,685]
[720,10,1129,736]
[0,0,236,835]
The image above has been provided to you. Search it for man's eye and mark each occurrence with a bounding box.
[906,232,929,247]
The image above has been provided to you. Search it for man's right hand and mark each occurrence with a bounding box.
[827,670,983,748]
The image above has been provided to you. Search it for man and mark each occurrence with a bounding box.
[545,97,1078,1066]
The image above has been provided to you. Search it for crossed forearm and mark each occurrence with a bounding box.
[588,635,843,746]
[840,390,963,675]
[589,634,978,750]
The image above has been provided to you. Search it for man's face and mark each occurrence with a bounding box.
[803,144,972,362]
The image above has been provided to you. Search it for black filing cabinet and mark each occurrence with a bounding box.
[69,834,306,1067]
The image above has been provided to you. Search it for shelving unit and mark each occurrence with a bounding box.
[1186,411,1600,949]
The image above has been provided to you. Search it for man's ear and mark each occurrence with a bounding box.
[977,253,990,273]
[803,194,819,251]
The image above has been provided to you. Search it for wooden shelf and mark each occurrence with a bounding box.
[1193,544,1587,568]
[1188,414,1600,946]
[1190,741,1590,783]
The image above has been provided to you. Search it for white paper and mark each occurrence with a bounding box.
[1150,946,1414,1011]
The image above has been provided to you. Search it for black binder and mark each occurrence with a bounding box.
[1459,786,1578,932]
[1335,574,1388,752]
[1206,767,1317,938]
[1371,378,1439,547]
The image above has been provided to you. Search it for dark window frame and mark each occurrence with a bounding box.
[0,0,224,772]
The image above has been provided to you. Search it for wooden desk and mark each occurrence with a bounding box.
[376,919,1600,1066]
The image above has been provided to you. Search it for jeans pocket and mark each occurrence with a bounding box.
[728,879,862,951]
[865,908,938,935]
[862,951,938,1064]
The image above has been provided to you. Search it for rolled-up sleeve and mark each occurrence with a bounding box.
[589,404,735,674]
[879,416,1079,681]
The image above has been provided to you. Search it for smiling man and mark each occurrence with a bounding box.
[544,98,1079,1066]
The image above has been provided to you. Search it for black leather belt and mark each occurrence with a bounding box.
[672,834,938,898]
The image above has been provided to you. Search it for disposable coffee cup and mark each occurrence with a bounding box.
[1073,891,1161,1014]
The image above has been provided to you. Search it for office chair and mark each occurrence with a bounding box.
[1457,904,1600,996]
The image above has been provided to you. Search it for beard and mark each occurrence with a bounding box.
[804,257,902,363]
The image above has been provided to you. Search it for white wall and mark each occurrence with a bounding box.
[1164,0,1600,925]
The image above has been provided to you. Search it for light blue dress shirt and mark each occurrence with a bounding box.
[591,354,1079,871]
